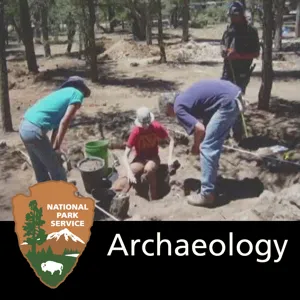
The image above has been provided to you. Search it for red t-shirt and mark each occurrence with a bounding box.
[126,121,169,159]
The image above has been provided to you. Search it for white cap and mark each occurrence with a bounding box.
[134,107,154,127]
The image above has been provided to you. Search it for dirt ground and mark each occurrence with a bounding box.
[1,24,300,221]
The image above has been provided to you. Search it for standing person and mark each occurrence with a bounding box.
[112,107,174,201]
[19,76,91,183]
[220,1,260,94]
[158,79,243,207]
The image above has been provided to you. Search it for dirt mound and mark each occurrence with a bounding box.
[105,39,158,60]
[167,40,222,63]
[252,184,300,220]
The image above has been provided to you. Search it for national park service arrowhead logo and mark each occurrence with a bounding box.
[11,181,95,289]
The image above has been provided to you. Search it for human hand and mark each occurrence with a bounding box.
[227,50,241,60]
[128,171,137,184]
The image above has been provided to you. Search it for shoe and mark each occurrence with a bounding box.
[187,193,215,207]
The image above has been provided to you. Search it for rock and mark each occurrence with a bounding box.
[21,162,28,171]
[253,184,300,220]
[130,62,139,67]
[109,193,130,220]
[0,140,7,148]
[68,145,83,155]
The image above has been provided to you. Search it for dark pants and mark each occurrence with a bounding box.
[221,59,253,94]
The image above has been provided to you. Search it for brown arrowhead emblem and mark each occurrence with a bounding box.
[12,181,95,289]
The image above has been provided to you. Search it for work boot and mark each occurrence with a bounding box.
[187,193,215,208]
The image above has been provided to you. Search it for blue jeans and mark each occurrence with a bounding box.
[200,99,240,196]
[19,119,67,182]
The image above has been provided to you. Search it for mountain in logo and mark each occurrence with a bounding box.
[21,228,85,255]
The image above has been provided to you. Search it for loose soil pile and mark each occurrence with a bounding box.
[78,159,104,172]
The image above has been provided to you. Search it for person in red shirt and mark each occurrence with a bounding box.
[113,107,174,201]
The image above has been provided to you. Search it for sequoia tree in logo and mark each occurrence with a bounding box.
[11,181,95,289]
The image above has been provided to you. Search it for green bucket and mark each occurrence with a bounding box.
[85,140,109,176]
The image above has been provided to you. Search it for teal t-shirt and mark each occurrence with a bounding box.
[24,87,84,131]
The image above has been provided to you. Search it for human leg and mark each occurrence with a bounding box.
[188,100,239,207]
[19,120,66,182]
[20,120,51,182]
[111,159,145,194]
[143,156,160,200]
[34,137,67,181]
[221,59,234,82]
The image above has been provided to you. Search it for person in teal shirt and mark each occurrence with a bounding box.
[19,76,91,183]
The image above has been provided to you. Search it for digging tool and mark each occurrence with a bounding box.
[166,128,300,170]
[223,145,300,169]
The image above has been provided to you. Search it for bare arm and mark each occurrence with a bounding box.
[123,146,137,183]
[123,146,132,173]
[192,122,205,152]
[165,135,175,166]
[53,103,81,150]
[51,129,58,146]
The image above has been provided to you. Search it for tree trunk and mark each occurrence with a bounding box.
[274,0,285,51]
[4,23,9,46]
[87,0,98,82]
[258,0,274,111]
[171,4,178,29]
[146,0,152,45]
[107,3,116,33]
[127,0,146,41]
[78,25,83,60]
[0,0,13,132]
[157,0,166,63]
[33,12,42,44]
[296,0,300,38]
[11,17,22,43]
[19,0,38,73]
[41,6,51,57]
[132,16,146,41]
[182,0,189,42]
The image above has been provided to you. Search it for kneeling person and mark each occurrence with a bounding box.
[114,107,174,201]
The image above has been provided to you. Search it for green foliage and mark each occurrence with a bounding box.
[22,200,47,254]
[26,246,77,288]
[190,4,228,28]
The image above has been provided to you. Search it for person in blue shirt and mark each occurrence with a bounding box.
[19,76,91,183]
[158,79,243,208]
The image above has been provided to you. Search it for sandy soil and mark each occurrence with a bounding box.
[1,24,300,221]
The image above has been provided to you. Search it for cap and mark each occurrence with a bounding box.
[58,76,91,97]
[134,107,155,127]
[228,1,245,16]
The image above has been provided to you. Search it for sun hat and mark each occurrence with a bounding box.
[58,76,91,97]
[134,107,155,127]
[158,92,180,113]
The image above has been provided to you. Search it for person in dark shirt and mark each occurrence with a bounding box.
[220,1,260,94]
[158,79,243,207]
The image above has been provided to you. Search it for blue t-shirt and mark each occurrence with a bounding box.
[174,79,241,135]
[24,87,84,131]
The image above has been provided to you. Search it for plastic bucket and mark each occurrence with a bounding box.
[85,140,109,176]
[77,157,106,194]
